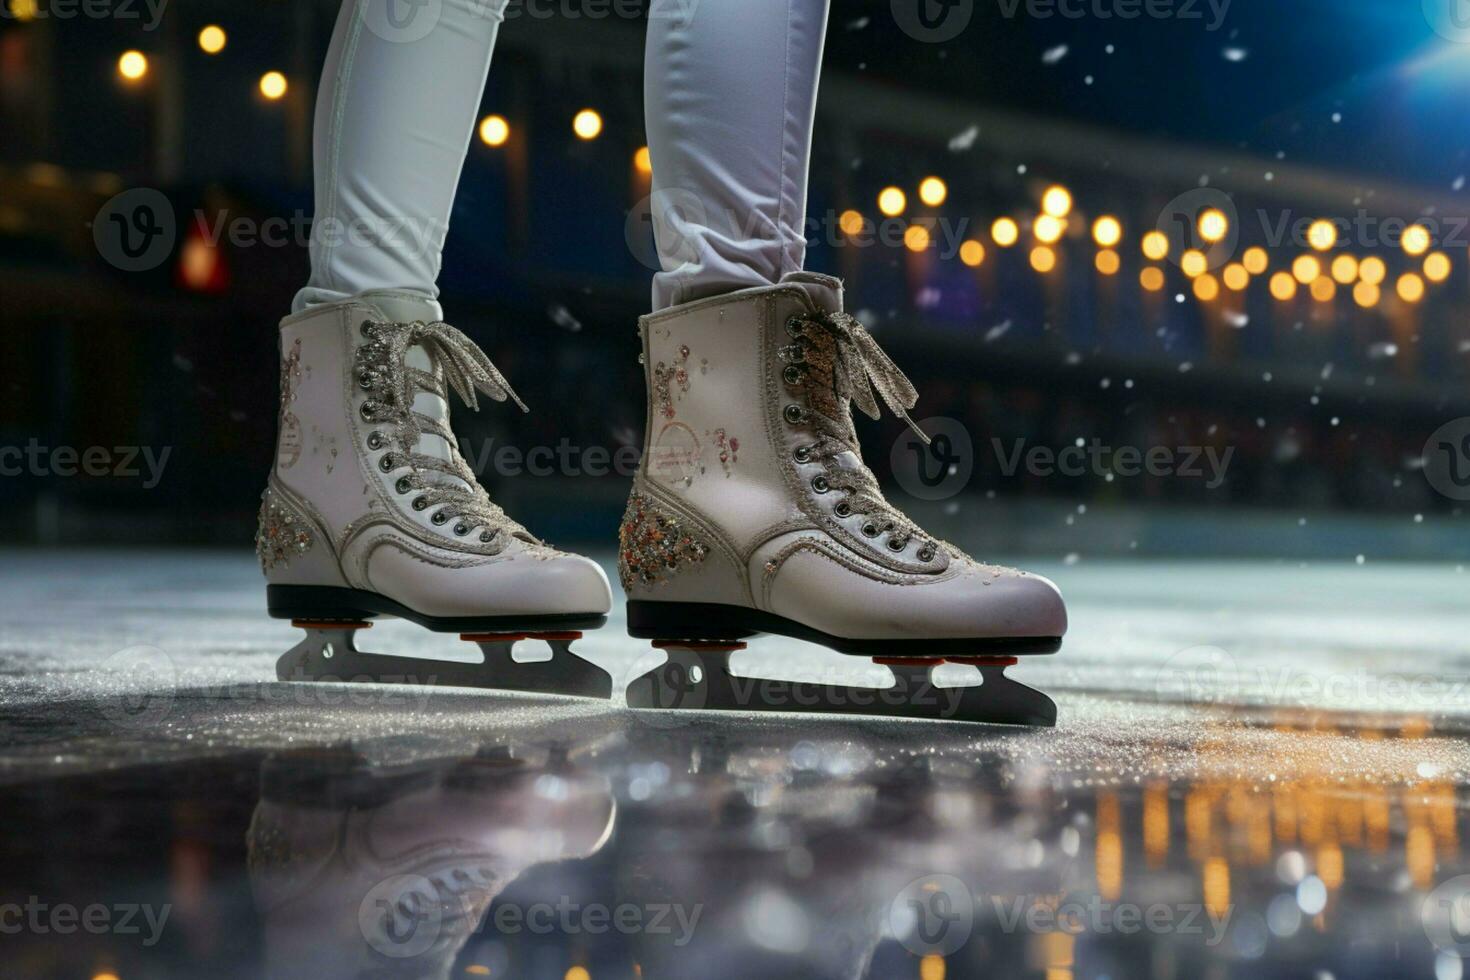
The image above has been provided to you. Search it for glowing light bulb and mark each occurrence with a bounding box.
[1242,246,1268,274]
[991,217,1019,247]
[1139,266,1165,291]
[198,25,227,54]
[1092,215,1122,248]
[1397,272,1425,303]
[959,239,985,267]
[1358,256,1386,285]
[1034,213,1065,244]
[1193,272,1219,301]
[838,209,865,237]
[1095,248,1120,275]
[633,145,652,174]
[1424,251,1451,283]
[1141,230,1168,261]
[1197,208,1229,244]
[1030,245,1056,273]
[1329,254,1358,284]
[118,50,148,82]
[1291,254,1321,284]
[904,224,930,252]
[572,109,603,140]
[1307,219,1337,251]
[877,186,906,217]
[918,177,947,207]
[1041,185,1072,217]
[1222,263,1248,291]
[479,115,509,147]
[1269,271,1297,301]
[1180,249,1207,278]
[1401,224,1430,256]
[259,71,288,100]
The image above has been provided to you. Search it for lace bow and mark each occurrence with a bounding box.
[822,312,931,446]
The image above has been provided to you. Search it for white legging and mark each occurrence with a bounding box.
[293,0,831,316]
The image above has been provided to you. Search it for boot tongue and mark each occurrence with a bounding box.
[781,271,844,313]
[357,292,459,476]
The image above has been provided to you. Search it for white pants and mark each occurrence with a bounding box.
[293,0,831,316]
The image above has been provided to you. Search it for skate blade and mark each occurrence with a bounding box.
[625,644,1056,727]
[276,622,613,700]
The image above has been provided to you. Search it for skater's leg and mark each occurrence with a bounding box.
[292,0,507,315]
[643,0,831,310]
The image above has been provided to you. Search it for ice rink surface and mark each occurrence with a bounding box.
[2,549,1469,979]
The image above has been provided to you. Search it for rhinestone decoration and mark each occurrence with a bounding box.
[710,427,740,477]
[651,344,693,420]
[256,487,315,572]
[618,491,710,591]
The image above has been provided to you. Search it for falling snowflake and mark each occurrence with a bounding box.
[1222,47,1248,62]
[948,125,980,152]
[1041,44,1069,65]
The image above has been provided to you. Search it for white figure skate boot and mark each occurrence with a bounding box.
[620,273,1065,725]
[258,290,613,698]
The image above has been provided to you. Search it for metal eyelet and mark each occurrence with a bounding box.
[793,446,812,464]
[785,314,806,336]
[834,501,852,518]
[917,546,936,562]
[783,404,806,425]
[360,320,375,337]
[887,538,906,552]
[394,476,413,495]
[357,370,375,390]
[431,511,448,526]
[366,431,385,450]
[861,522,879,538]
[360,403,376,422]
[480,530,497,543]
[811,476,830,494]
[412,497,428,511]
[454,523,471,536]
[378,454,396,473]
[783,365,804,386]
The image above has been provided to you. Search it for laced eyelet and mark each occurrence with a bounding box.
[861,522,879,537]
[412,497,428,511]
[394,476,413,495]
[834,501,852,518]
[783,404,806,425]
[378,454,396,473]
[811,476,830,494]
[366,431,385,450]
[454,523,471,536]
[360,403,377,422]
[783,365,804,386]
[357,370,375,390]
[887,537,906,552]
[431,511,448,525]
[917,546,936,562]
[793,446,812,464]
[480,530,497,543]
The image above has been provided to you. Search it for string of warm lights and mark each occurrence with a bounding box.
[94,17,1461,310]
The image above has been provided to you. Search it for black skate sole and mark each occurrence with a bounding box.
[626,600,1062,657]
[268,585,608,633]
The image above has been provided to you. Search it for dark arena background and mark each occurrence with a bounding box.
[4,1,1470,978]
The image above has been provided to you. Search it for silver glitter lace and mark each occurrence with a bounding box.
[782,309,937,556]
[356,319,531,541]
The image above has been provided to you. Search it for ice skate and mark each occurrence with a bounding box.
[620,274,1065,726]
[259,290,613,699]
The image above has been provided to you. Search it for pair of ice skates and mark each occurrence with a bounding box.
[259,275,1067,727]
